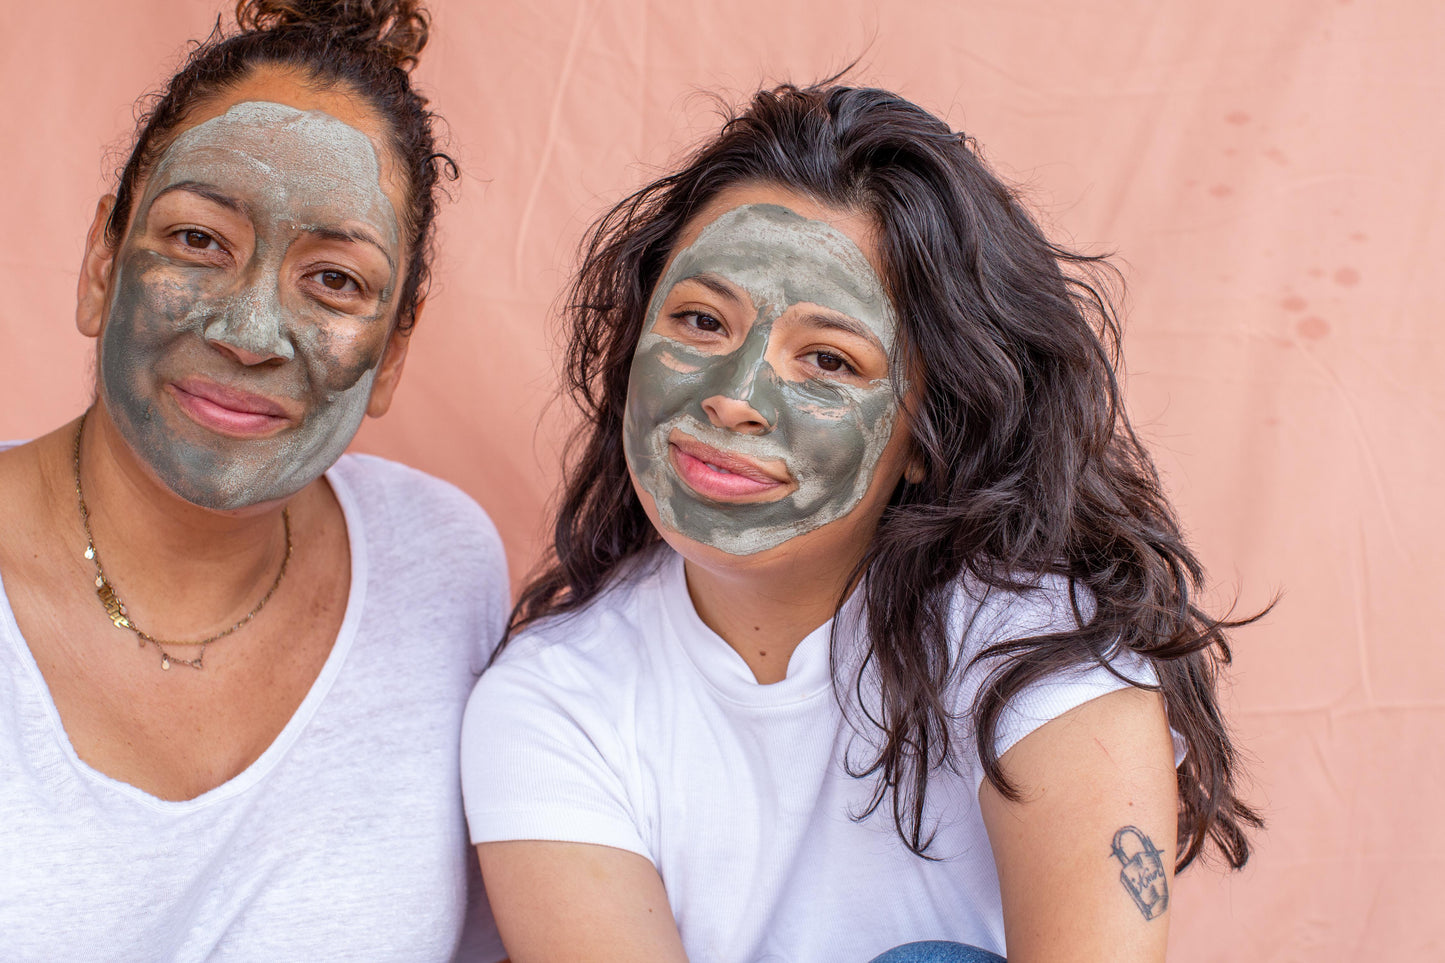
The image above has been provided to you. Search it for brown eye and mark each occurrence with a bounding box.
[312,270,359,293]
[814,352,847,373]
[678,311,721,332]
[182,230,217,250]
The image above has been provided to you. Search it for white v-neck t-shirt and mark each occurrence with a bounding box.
[461,548,1161,962]
[0,454,508,962]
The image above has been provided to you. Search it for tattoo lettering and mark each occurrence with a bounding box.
[1110,826,1169,920]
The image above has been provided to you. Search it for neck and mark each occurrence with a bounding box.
[67,404,300,641]
[681,545,861,685]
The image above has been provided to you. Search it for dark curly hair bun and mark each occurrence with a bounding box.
[236,0,430,70]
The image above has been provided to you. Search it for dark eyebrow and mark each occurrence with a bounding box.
[303,225,396,271]
[152,181,252,219]
[794,311,882,346]
[679,272,746,306]
[152,182,395,271]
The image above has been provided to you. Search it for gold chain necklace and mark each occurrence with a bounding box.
[72,410,293,670]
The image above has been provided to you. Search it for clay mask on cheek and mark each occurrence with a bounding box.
[99,101,401,510]
[623,204,900,555]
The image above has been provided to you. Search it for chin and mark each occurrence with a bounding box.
[631,474,765,570]
[663,525,794,572]
[636,486,862,588]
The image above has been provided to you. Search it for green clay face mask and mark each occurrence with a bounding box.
[623,203,900,556]
[99,101,401,510]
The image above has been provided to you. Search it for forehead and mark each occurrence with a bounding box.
[147,102,395,231]
[161,101,377,176]
[164,65,402,194]
[662,197,896,345]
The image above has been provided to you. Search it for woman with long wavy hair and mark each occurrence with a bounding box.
[462,81,1260,962]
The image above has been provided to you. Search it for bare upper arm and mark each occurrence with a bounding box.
[476,840,689,963]
[979,685,1178,963]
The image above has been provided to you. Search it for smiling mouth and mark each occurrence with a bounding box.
[168,378,292,438]
[667,431,794,503]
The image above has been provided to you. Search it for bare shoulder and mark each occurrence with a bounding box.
[980,686,1177,962]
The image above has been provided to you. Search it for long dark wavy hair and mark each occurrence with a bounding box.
[105,0,455,332]
[505,81,1263,871]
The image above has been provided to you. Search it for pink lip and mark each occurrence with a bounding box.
[168,378,292,437]
[668,433,793,502]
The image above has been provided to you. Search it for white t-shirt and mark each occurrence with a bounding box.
[0,454,508,962]
[462,547,1158,962]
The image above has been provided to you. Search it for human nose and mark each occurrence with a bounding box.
[699,333,779,434]
[202,284,296,365]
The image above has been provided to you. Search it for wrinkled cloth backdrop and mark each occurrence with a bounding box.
[1,2,1438,960]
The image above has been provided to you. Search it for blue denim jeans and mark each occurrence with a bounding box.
[867,941,1006,963]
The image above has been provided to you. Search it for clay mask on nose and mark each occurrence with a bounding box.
[623,203,900,556]
[201,281,296,362]
[99,101,401,510]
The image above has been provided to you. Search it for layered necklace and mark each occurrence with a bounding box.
[72,411,293,670]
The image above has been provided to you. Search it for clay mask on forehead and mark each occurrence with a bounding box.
[100,101,401,510]
[624,203,900,555]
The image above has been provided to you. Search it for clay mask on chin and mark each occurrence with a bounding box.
[623,203,899,556]
[99,101,401,510]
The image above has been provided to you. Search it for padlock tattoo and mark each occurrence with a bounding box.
[1110,825,1169,920]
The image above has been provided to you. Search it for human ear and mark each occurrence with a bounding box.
[76,196,119,338]
[365,298,421,418]
[904,456,926,485]
[76,196,119,337]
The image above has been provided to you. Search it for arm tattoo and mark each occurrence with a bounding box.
[1110,826,1169,920]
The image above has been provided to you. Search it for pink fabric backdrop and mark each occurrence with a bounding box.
[2,1,1439,958]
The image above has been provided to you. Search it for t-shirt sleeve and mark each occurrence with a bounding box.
[990,653,1160,763]
[338,454,510,672]
[460,651,651,860]
[414,477,508,672]
[951,577,1174,794]
[465,515,510,670]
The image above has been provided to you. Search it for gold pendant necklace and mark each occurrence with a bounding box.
[72,410,293,670]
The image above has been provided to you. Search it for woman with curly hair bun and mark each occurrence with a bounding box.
[462,82,1262,962]
[0,2,506,958]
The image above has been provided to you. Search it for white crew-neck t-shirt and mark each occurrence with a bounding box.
[0,454,508,962]
[462,547,1161,962]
